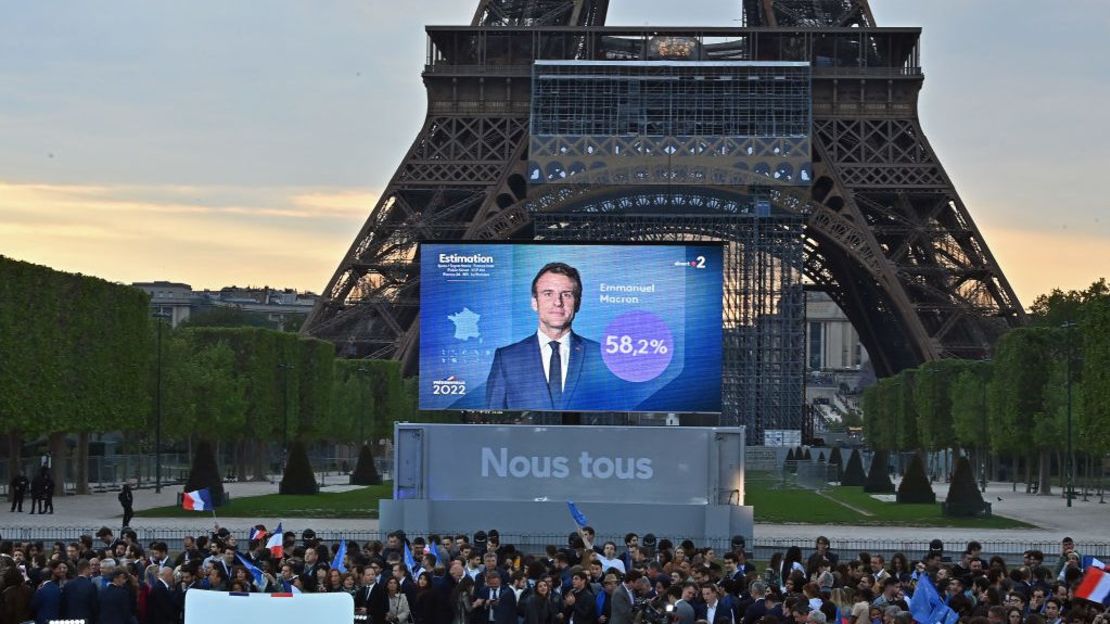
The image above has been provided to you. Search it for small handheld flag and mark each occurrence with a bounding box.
[567,501,589,529]
[249,526,268,543]
[1080,556,1108,571]
[235,553,264,586]
[403,541,416,574]
[267,523,284,558]
[182,488,214,512]
[332,539,348,574]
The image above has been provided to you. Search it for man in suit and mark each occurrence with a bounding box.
[146,567,180,624]
[696,583,735,624]
[484,262,611,411]
[31,561,67,624]
[475,570,517,624]
[98,569,135,624]
[609,571,639,624]
[60,559,99,624]
[357,564,390,624]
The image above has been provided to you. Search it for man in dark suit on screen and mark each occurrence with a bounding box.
[484,262,610,411]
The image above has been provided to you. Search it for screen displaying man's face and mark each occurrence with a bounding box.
[531,270,578,336]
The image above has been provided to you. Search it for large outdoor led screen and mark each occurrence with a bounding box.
[419,242,723,413]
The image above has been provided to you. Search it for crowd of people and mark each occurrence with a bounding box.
[0,525,1105,624]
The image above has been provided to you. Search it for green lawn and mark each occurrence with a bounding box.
[747,476,1033,528]
[135,483,392,519]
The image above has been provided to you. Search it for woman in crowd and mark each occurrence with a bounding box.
[386,575,412,624]
[521,578,560,624]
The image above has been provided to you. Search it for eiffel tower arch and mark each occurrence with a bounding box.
[303,0,1025,430]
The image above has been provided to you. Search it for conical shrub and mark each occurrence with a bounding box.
[350,443,382,485]
[943,456,987,517]
[817,451,826,462]
[840,448,867,486]
[896,452,935,503]
[863,450,895,493]
[829,446,843,465]
[280,440,318,495]
[184,439,224,507]
[802,447,812,460]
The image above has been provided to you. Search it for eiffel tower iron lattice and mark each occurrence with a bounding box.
[303,0,1025,418]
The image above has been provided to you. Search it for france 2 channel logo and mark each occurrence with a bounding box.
[672,255,708,269]
[432,376,466,396]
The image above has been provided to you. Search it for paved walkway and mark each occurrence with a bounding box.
[1,478,1106,545]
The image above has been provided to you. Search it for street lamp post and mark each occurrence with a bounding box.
[152,310,171,493]
[278,362,295,470]
[979,358,991,493]
[1063,321,1076,508]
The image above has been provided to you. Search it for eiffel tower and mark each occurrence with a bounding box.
[303,0,1024,429]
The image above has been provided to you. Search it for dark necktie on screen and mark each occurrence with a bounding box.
[548,340,562,409]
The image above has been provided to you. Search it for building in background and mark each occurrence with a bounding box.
[132,281,317,331]
[805,289,872,439]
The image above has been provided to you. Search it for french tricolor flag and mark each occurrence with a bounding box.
[249,526,268,542]
[266,522,284,558]
[1075,566,1110,606]
[182,488,214,512]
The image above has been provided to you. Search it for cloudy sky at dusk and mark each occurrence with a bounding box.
[1,1,1107,305]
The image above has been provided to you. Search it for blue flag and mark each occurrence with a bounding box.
[403,540,417,574]
[910,574,957,624]
[235,553,264,586]
[332,539,348,574]
[430,542,441,567]
[567,501,589,528]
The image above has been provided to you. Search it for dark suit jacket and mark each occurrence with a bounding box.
[695,600,735,624]
[31,580,62,624]
[476,586,517,624]
[61,575,99,622]
[563,588,597,624]
[484,332,609,410]
[357,582,390,624]
[609,583,636,624]
[146,581,179,624]
[98,583,135,624]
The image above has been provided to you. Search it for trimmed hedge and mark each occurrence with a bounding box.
[279,440,318,495]
[350,444,381,485]
[829,446,843,465]
[943,456,989,517]
[841,449,866,486]
[184,439,225,506]
[896,452,936,503]
[802,447,812,460]
[863,450,895,493]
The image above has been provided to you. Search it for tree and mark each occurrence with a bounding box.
[184,439,224,506]
[942,456,988,517]
[279,439,317,495]
[1080,298,1110,466]
[950,363,991,459]
[350,444,382,485]
[896,452,936,504]
[914,361,963,454]
[989,328,1053,491]
[863,450,894,493]
[841,449,866,486]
